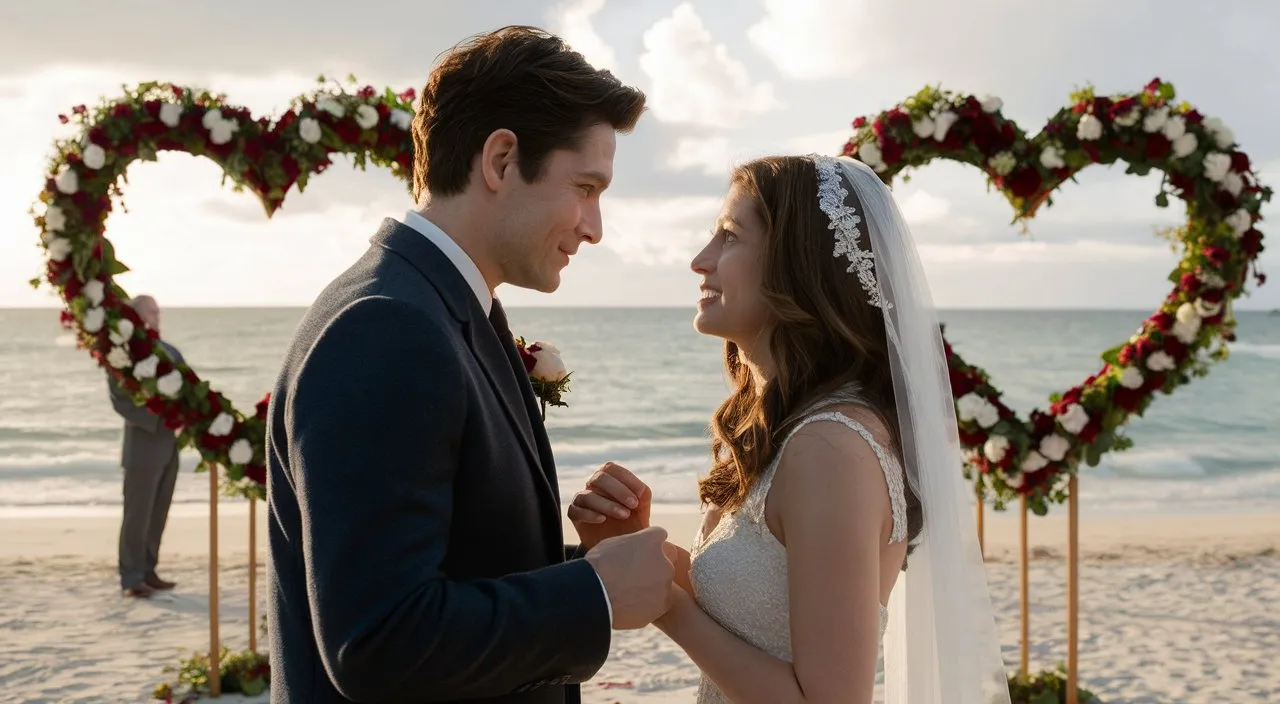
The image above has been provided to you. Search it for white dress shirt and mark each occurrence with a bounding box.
[398,210,614,627]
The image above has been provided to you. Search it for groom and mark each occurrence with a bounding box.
[266,26,673,704]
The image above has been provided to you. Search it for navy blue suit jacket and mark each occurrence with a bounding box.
[266,219,611,703]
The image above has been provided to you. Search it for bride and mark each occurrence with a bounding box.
[569,155,1011,703]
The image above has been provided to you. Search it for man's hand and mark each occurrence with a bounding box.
[585,526,674,629]
[568,462,652,550]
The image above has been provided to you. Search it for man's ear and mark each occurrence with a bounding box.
[479,128,519,192]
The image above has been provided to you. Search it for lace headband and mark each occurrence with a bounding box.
[812,155,891,310]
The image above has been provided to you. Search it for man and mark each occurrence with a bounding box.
[266,26,673,704]
[108,294,182,598]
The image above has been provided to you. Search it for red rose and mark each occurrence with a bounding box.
[207,390,222,415]
[128,337,154,359]
[880,138,904,165]
[958,427,986,446]
[88,126,108,145]
[1113,386,1146,412]
[852,116,867,129]
[146,396,167,414]
[1241,229,1263,257]
[1184,109,1203,125]
[1077,419,1102,443]
[1148,311,1174,332]
[1200,287,1224,303]
[1179,272,1201,293]
[518,346,537,374]
[256,393,271,420]
[1006,168,1042,199]
[1109,97,1137,119]
[112,103,133,119]
[398,87,416,102]
[1230,151,1251,173]
[1031,410,1055,435]
[155,360,175,378]
[886,108,910,127]
[1168,171,1196,196]
[1203,246,1230,264]
[244,464,267,485]
[1144,371,1167,392]
[1080,142,1100,162]
[163,415,184,431]
[1162,335,1188,361]
[1092,97,1113,115]
[1145,134,1171,159]
[948,366,977,396]
[1145,78,1163,93]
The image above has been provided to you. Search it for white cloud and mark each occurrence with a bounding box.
[639,3,778,128]
[599,195,721,266]
[548,0,618,72]
[747,0,872,80]
[664,136,733,177]
[897,190,952,226]
[919,240,1173,265]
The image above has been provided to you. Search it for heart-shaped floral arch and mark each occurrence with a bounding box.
[840,78,1270,514]
[30,77,422,500]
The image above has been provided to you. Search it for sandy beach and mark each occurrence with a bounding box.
[1,503,1277,703]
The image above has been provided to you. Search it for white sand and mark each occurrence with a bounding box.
[1,503,1277,703]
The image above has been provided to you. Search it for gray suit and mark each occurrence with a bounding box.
[109,341,183,589]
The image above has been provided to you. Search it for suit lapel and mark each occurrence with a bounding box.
[370,219,562,552]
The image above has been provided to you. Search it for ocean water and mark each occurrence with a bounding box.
[1,307,1277,518]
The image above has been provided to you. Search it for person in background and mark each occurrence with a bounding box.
[108,294,184,599]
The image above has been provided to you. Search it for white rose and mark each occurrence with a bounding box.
[201,109,225,130]
[316,98,345,118]
[976,403,999,429]
[1200,271,1226,288]
[1176,301,1200,326]
[529,341,568,382]
[1221,171,1244,198]
[1040,146,1066,170]
[1226,209,1252,236]
[1195,298,1222,318]
[912,116,935,139]
[1004,471,1025,489]
[1119,366,1144,389]
[109,318,135,345]
[956,393,985,422]
[1203,152,1232,182]
[298,117,322,144]
[1076,114,1103,141]
[1021,451,1050,473]
[1059,403,1090,435]
[983,435,1010,463]
[1202,117,1234,149]
[1142,107,1169,133]
[157,369,184,397]
[858,140,883,166]
[355,104,379,130]
[390,108,413,130]
[228,439,254,465]
[1161,116,1186,141]
[47,237,72,262]
[932,111,959,141]
[1113,108,1140,127]
[82,306,105,333]
[55,165,79,195]
[209,122,238,145]
[82,279,105,306]
[1173,319,1200,345]
[159,103,183,127]
[133,354,160,379]
[107,346,132,369]
[1172,132,1198,159]
[1040,434,1071,462]
[989,151,1017,176]
[82,144,106,170]
[1146,351,1176,372]
[44,205,66,233]
[981,95,1003,113]
[208,412,235,437]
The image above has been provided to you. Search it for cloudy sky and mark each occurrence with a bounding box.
[1,0,1277,309]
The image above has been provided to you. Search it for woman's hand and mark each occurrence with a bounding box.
[568,462,652,550]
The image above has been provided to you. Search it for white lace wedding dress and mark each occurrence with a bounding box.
[688,386,909,703]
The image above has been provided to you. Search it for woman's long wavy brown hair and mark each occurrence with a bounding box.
[697,156,923,550]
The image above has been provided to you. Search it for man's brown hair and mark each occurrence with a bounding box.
[411,25,646,200]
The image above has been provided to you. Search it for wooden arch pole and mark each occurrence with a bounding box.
[209,467,221,697]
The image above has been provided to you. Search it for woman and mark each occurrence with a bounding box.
[570,155,1010,703]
